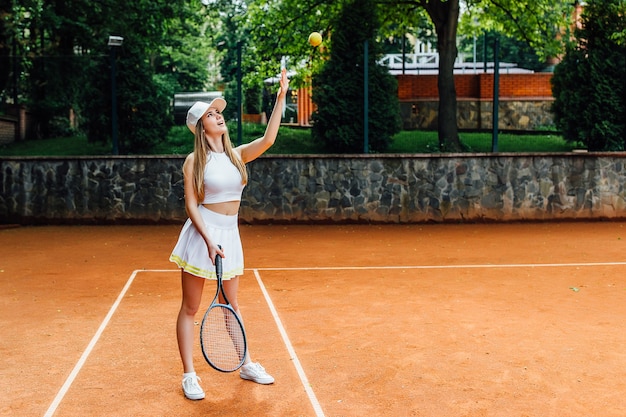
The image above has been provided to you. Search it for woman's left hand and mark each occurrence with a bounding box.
[277,68,289,98]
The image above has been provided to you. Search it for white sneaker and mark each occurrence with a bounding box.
[239,362,274,384]
[182,374,205,400]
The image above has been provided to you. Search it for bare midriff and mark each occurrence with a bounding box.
[202,201,240,216]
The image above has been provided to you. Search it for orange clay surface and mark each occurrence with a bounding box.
[1,222,626,417]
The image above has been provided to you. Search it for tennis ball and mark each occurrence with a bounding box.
[308,32,322,47]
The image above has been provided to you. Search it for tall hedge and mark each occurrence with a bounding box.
[551,0,626,151]
[311,0,400,153]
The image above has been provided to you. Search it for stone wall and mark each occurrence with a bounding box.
[400,100,555,131]
[396,73,556,131]
[0,156,186,224]
[1,153,625,225]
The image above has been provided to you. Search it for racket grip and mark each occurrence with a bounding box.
[216,245,222,276]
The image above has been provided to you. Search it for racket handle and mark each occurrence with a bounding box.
[216,245,222,276]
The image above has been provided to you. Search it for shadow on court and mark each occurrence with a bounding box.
[1,222,625,416]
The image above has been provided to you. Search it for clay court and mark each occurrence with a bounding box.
[1,221,625,416]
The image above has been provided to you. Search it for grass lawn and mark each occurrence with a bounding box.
[388,130,575,153]
[0,123,576,157]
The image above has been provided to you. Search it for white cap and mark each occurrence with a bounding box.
[185,98,227,134]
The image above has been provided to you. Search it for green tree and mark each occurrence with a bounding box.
[205,1,269,120]
[311,0,400,153]
[1,0,212,152]
[425,0,571,150]
[0,1,11,102]
[210,1,247,120]
[459,0,572,61]
[244,0,572,153]
[82,1,214,153]
[459,31,548,73]
[551,0,626,151]
[5,0,100,138]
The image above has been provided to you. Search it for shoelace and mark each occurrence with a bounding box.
[247,363,265,374]
[183,375,202,392]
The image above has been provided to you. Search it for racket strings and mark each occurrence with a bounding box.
[201,305,246,371]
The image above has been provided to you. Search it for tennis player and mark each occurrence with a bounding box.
[170,68,289,400]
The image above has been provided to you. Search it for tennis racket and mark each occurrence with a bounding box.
[200,246,247,372]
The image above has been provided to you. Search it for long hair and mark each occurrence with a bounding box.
[191,121,248,202]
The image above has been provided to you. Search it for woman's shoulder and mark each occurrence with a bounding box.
[233,149,244,161]
[230,147,244,162]
[182,152,195,170]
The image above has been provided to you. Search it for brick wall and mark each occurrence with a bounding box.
[397,73,554,100]
[478,73,553,99]
[396,73,555,130]
[0,118,16,145]
[0,107,35,144]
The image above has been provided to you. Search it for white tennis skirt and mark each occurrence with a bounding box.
[169,206,244,280]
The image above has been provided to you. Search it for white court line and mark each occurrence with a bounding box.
[249,261,626,271]
[43,269,142,417]
[253,269,326,417]
[45,261,625,416]
[151,261,626,274]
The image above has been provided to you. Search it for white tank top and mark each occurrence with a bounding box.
[201,152,245,204]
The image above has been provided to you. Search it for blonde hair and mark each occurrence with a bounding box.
[191,120,248,202]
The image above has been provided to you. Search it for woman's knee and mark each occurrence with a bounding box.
[229,300,240,312]
[222,277,240,311]
[180,299,201,316]
[180,272,205,316]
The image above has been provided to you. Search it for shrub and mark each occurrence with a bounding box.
[551,0,626,151]
[311,0,400,153]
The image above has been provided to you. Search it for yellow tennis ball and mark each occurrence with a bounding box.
[308,32,322,47]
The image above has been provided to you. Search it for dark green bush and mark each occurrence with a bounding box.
[311,0,400,153]
[551,0,626,151]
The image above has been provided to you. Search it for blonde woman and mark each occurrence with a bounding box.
[170,69,289,400]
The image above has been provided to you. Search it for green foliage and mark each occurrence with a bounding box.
[244,81,263,114]
[239,0,572,154]
[0,128,574,156]
[388,130,574,153]
[459,0,574,62]
[10,0,104,139]
[79,16,174,153]
[208,1,277,119]
[118,51,173,153]
[150,123,324,155]
[551,0,626,151]
[311,0,400,153]
[459,31,548,72]
[243,1,343,87]
[2,0,577,155]
[0,135,111,156]
[1,0,212,153]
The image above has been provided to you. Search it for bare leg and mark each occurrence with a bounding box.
[222,276,252,364]
[222,276,274,384]
[176,271,205,373]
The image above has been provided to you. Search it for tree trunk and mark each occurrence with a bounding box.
[425,0,463,152]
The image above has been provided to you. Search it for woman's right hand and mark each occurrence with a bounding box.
[207,241,225,264]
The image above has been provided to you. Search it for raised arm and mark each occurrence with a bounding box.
[237,68,290,163]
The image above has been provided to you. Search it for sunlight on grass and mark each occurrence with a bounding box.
[388,130,574,154]
[0,135,110,156]
[0,125,574,156]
